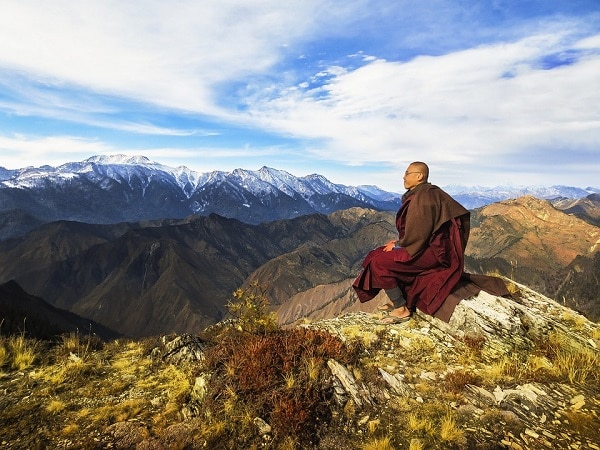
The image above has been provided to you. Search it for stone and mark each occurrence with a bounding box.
[254,417,272,436]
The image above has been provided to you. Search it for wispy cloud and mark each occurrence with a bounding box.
[243,29,600,186]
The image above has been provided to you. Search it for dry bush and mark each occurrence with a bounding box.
[203,326,362,447]
[461,333,486,358]
[443,370,483,393]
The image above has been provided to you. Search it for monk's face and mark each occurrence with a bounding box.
[403,165,423,190]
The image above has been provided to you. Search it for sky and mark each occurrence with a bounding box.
[0,1,598,192]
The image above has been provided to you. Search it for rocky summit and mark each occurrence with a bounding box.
[0,277,598,449]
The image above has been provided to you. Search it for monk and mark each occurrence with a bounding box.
[353,161,471,324]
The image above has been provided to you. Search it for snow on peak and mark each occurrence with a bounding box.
[84,154,154,166]
[1,154,396,203]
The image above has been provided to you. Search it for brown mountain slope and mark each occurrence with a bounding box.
[0,211,384,337]
[553,193,600,227]
[241,208,396,323]
[0,280,119,340]
[466,195,600,318]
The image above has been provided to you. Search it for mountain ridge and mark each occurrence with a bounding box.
[1,154,598,241]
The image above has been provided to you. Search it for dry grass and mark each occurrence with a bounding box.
[474,328,599,388]
[408,439,425,450]
[362,436,395,450]
[7,334,38,370]
[560,310,588,329]
[46,399,66,414]
[340,324,380,346]
[439,411,464,442]
[0,338,8,370]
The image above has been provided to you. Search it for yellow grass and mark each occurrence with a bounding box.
[341,324,379,346]
[46,399,66,414]
[362,436,395,450]
[0,340,8,369]
[439,412,464,442]
[408,439,425,450]
[283,371,296,389]
[406,412,434,434]
[303,357,321,382]
[61,424,79,436]
[367,419,380,434]
[8,334,37,370]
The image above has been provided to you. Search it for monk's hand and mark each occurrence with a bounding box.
[383,239,396,252]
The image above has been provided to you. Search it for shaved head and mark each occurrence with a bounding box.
[409,161,429,181]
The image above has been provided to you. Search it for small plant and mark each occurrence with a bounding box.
[8,333,38,370]
[362,436,395,450]
[461,333,486,358]
[439,411,464,442]
[443,369,483,393]
[226,282,278,334]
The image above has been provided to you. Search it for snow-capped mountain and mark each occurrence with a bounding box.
[0,154,597,241]
[0,155,402,239]
[444,184,599,209]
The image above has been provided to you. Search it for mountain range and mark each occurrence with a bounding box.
[0,155,598,339]
[0,154,598,241]
[1,197,598,338]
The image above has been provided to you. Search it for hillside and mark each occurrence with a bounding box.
[0,196,599,339]
[0,280,119,340]
[552,193,600,227]
[465,196,600,321]
[0,210,382,337]
[0,280,598,449]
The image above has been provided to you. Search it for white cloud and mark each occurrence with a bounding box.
[0,134,116,169]
[0,0,325,113]
[0,1,598,188]
[243,30,600,185]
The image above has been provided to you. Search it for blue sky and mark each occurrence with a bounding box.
[0,0,598,192]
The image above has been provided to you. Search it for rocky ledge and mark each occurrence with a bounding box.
[297,280,599,449]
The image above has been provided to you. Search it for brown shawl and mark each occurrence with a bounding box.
[398,183,470,256]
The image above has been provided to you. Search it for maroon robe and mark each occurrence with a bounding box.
[352,183,471,316]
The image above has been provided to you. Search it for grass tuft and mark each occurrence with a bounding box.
[439,411,464,442]
[8,334,38,370]
[362,436,395,450]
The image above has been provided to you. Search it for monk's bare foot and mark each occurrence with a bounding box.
[378,306,411,324]
[389,306,411,320]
